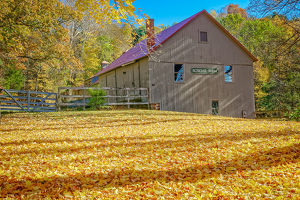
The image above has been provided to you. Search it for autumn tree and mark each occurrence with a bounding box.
[248,0,300,18]
[226,4,248,18]
[213,4,248,18]
[0,0,143,91]
[0,0,81,91]
[247,0,299,119]
[62,0,144,87]
[248,0,299,58]
[67,13,134,83]
[82,23,133,80]
[217,13,246,38]
[218,6,299,119]
[133,24,170,45]
[74,0,143,25]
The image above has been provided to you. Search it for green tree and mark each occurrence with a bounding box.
[1,66,24,90]
[217,13,246,38]
[219,11,299,119]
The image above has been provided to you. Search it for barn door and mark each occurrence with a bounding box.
[212,100,219,115]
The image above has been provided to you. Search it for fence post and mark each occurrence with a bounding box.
[55,93,58,112]
[115,88,118,103]
[58,88,61,111]
[126,88,130,108]
[106,88,109,105]
[27,91,30,111]
[127,88,130,109]
[147,88,150,110]
[83,88,86,110]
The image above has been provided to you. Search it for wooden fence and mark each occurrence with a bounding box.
[255,110,286,118]
[57,87,149,110]
[0,89,57,112]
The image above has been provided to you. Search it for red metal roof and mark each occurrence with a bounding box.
[91,10,257,82]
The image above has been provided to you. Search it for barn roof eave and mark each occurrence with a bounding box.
[92,55,148,85]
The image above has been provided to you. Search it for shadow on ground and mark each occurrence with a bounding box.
[0,130,297,157]
[0,143,298,198]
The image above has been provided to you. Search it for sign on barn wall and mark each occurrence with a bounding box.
[191,68,218,75]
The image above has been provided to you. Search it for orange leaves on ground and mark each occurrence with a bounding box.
[0,110,299,199]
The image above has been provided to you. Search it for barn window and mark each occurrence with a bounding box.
[200,31,207,42]
[91,76,99,84]
[174,64,184,82]
[224,66,233,82]
[212,100,219,115]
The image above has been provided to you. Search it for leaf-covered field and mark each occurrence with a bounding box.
[0,110,299,199]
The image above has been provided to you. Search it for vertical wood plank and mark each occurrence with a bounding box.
[147,88,150,110]
[58,88,61,111]
[127,88,130,109]
[27,91,30,111]
[114,70,118,102]
[83,88,86,110]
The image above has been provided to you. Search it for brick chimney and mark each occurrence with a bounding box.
[146,18,155,50]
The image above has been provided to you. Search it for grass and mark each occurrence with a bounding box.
[0,110,299,199]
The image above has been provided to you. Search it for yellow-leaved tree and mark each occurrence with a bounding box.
[66,0,143,85]
[0,0,143,91]
[74,0,144,25]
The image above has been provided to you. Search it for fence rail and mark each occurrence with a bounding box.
[57,87,149,110]
[255,110,286,118]
[0,89,57,112]
[0,87,150,113]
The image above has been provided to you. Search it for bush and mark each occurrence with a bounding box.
[88,89,106,110]
[1,66,24,90]
[285,107,300,121]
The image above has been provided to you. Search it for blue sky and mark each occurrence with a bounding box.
[134,0,250,26]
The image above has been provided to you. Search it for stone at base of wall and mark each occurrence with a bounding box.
[151,103,160,110]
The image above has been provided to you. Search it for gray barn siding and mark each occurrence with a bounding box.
[105,71,116,87]
[149,13,255,118]
[150,63,255,118]
[98,75,106,87]
[138,58,149,88]
[154,13,252,65]
[116,65,134,88]
[97,57,149,89]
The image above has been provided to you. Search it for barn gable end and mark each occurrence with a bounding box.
[153,12,255,65]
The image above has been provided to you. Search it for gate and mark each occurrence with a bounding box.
[0,88,57,112]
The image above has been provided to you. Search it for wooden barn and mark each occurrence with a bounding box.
[87,10,257,118]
